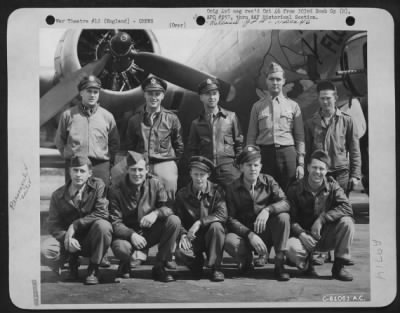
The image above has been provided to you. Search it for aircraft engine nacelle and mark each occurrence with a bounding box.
[52,29,161,117]
[54,29,161,92]
[339,32,367,97]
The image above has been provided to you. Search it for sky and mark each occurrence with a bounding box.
[40,28,206,67]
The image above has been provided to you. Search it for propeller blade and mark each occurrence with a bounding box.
[40,54,111,126]
[133,52,235,101]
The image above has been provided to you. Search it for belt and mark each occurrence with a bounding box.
[260,144,293,149]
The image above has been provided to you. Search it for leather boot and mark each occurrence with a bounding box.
[274,256,290,281]
[117,261,132,279]
[65,255,80,281]
[237,252,253,274]
[210,268,224,282]
[85,263,100,285]
[152,265,175,283]
[332,258,353,281]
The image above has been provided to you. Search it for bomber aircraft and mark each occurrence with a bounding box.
[39,28,368,188]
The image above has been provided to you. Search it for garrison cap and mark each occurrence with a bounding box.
[198,78,219,94]
[126,151,147,167]
[236,145,261,165]
[141,77,167,92]
[189,156,214,173]
[70,155,92,168]
[78,75,102,91]
[317,80,337,93]
[266,62,284,75]
[309,149,331,167]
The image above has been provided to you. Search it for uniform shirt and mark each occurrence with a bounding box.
[109,174,173,240]
[304,109,361,179]
[286,176,353,238]
[55,103,120,162]
[47,177,109,241]
[247,94,305,159]
[174,181,227,235]
[188,106,243,166]
[126,106,184,162]
[225,174,290,238]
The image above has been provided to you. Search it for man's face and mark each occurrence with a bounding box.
[144,90,164,111]
[190,167,210,191]
[70,164,92,187]
[318,89,337,116]
[266,72,285,96]
[240,158,262,183]
[307,159,328,185]
[199,89,220,110]
[127,159,148,185]
[80,88,100,107]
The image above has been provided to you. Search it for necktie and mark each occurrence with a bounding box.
[198,191,208,219]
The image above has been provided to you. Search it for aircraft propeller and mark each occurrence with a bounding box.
[40,31,235,126]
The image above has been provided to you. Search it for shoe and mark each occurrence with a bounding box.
[165,260,177,270]
[238,253,253,274]
[332,258,353,281]
[100,256,111,268]
[176,249,203,279]
[254,255,267,267]
[117,261,131,279]
[210,269,224,282]
[312,253,326,266]
[129,259,143,268]
[85,263,100,285]
[152,265,175,283]
[343,259,355,266]
[274,257,290,281]
[65,255,80,281]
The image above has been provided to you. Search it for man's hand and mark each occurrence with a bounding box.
[187,221,201,241]
[248,232,267,255]
[140,211,158,228]
[347,177,359,193]
[254,208,270,234]
[299,232,317,252]
[296,165,304,180]
[179,234,192,251]
[64,225,80,252]
[310,217,323,240]
[131,232,147,250]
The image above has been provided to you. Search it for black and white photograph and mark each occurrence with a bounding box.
[7,7,396,309]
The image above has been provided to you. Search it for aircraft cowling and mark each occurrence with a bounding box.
[339,32,368,97]
[52,29,161,115]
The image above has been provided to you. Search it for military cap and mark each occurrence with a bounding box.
[198,78,219,94]
[309,149,331,167]
[189,156,214,173]
[141,76,167,92]
[70,155,92,168]
[316,80,337,93]
[126,151,147,167]
[78,75,102,91]
[265,62,284,75]
[236,145,261,165]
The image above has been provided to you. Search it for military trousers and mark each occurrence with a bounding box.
[149,160,178,203]
[212,162,241,189]
[111,215,181,266]
[259,145,297,191]
[224,212,290,264]
[41,219,113,266]
[286,216,355,270]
